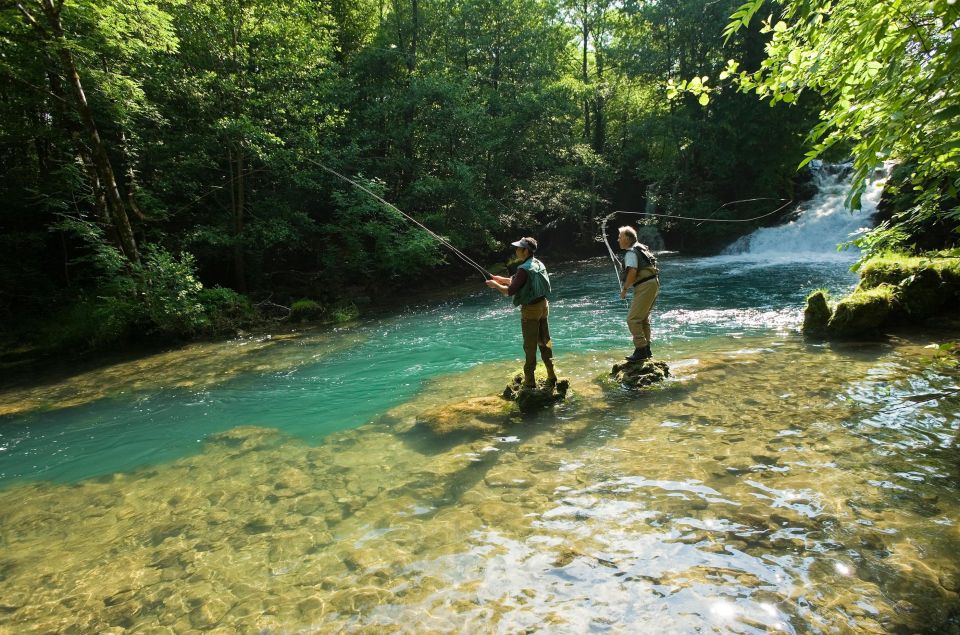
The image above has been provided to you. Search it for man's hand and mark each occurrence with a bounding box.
[491,275,511,284]
[620,288,628,300]
[485,279,499,289]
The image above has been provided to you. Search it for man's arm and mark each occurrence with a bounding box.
[486,269,527,296]
[620,268,638,300]
[486,279,510,296]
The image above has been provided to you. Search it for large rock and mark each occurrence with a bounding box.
[802,289,831,336]
[501,372,569,414]
[609,359,670,389]
[826,284,895,338]
[897,267,948,319]
[415,397,516,436]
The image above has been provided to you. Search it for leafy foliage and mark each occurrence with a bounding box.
[718,0,960,255]
[1,0,828,354]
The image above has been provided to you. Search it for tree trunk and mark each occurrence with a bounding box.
[593,47,605,153]
[228,145,247,292]
[46,69,121,246]
[32,0,139,263]
[119,130,146,222]
[581,10,590,142]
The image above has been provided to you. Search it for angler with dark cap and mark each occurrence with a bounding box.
[485,237,558,388]
[618,226,660,362]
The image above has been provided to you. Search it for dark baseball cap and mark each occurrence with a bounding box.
[510,237,538,252]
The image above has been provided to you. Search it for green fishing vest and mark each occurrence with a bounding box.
[512,257,551,306]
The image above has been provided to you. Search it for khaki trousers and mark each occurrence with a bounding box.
[627,278,659,348]
[520,300,555,384]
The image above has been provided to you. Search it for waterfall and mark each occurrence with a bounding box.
[722,161,891,259]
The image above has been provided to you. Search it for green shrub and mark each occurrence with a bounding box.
[198,287,255,334]
[330,301,359,323]
[290,299,324,322]
[48,296,139,352]
[135,246,207,338]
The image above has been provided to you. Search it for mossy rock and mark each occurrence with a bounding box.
[415,397,516,436]
[290,299,324,322]
[802,289,832,336]
[502,372,569,413]
[609,359,671,389]
[826,284,896,338]
[896,267,948,320]
[859,253,960,289]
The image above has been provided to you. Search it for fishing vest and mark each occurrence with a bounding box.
[626,243,659,274]
[513,257,552,307]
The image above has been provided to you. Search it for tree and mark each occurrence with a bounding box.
[1,0,176,263]
[722,0,960,251]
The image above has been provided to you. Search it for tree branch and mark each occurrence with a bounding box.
[14,2,49,38]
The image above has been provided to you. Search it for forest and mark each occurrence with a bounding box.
[1,0,956,358]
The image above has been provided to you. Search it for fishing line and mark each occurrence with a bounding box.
[600,198,794,291]
[303,157,494,280]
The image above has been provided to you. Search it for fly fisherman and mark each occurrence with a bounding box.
[485,237,558,388]
[618,226,660,362]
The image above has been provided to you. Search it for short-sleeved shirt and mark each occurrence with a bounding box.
[624,243,641,270]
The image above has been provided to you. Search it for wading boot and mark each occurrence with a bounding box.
[625,346,651,362]
[522,371,537,389]
[544,362,558,388]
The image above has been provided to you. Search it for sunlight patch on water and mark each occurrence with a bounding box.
[1,336,957,632]
[660,307,802,332]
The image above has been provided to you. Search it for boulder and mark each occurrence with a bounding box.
[802,289,831,336]
[415,396,516,436]
[501,372,569,414]
[826,284,895,338]
[610,359,670,389]
[897,267,947,319]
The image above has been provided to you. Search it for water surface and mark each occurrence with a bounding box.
[1,255,958,633]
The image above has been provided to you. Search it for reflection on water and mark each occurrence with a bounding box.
[1,335,958,633]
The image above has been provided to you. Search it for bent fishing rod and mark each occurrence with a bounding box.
[600,198,794,290]
[303,158,494,281]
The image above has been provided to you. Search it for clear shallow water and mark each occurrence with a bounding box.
[0,256,855,484]
[1,254,959,633]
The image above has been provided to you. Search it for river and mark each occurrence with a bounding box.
[1,169,958,633]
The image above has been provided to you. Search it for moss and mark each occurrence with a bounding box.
[897,267,947,319]
[290,299,324,323]
[802,289,832,336]
[826,284,896,338]
[609,359,671,390]
[415,397,517,436]
[502,367,569,413]
[859,252,960,290]
[855,252,960,323]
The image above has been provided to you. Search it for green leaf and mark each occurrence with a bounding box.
[698,93,710,106]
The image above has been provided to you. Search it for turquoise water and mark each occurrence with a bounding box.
[0,255,859,485]
[2,252,959,633]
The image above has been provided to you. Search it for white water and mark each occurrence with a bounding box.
[723,161,891,259]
